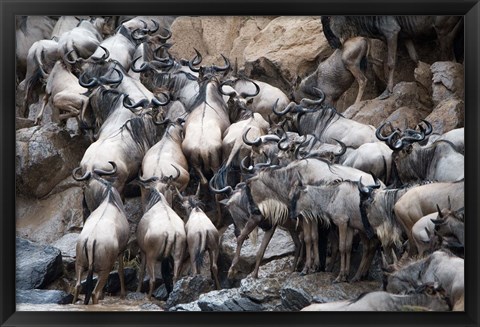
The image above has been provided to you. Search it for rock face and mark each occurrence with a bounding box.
[16,289,73,305]
[165,275,215,308]
[220,224,295,280]
[16,237,63,290]
[431,61,464,105]
[51,233,79,272]
[15,123,90,198]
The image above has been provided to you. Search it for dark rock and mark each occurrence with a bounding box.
[197,289,263,312]
[15,123,90,198]
[153,284,169,301]
[51,233,79,272]
[80,268,137,294]
[16,289,73,304]
[165,275,215,308]
[16,237,63,290]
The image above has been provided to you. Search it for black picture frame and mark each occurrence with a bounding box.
[2,1,479,326]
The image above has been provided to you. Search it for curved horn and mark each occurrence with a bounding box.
[149,19,159,34]
[72,167,91,181]
[92,45,110,62]
[272,100,296,116]
[331,138,347,157]
[78,72,99,88]
[153,43,174,62]
[376,121,394,142]
[260,135,281,143]
[158,27,172,41]
[93,161,117,176]
[368,172,381,189]
[64,49,78,65]
[138,170,159,184]
[436,204,444,219]
[99,67,123,85]
[419,119,433,136]
[208,174,233,195]
[151,92,170,107]
[188,48,202,72]
[242,127,261,146]
[195,182,202,198]
[299,87,326,107]
[131,28,147,41]
[254,157,272,169]
[239,80,260,98]
[130,56,150,72]
[278,133,291,151]
[240,155,254,173]
[386,130,404,151]
[357,176,370,194]
[174,186,184,202]
[212,54,230,72]
[219,80,237,97]
[123,95,149,110]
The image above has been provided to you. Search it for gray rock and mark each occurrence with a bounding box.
[220,224,295,279]
[16,237,63,290]
[126,291,146,301]
[425,98,464,134]
[16,289,73,304]
[15,123,90,198]
[280,272,381,311]
[51,233,79,271]
[153,284,169,301]
[431,61,464,105]
[165,275,215,308]
[197,288,263,312]
[80,268,137,294]
[139,303,163,311]
[169,301,202,312]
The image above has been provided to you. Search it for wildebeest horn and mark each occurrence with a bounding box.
[131,28,147,40]
[153,43,174,62]
[260,135,281,143]
[331,138,347,157]
[151,92,170,107]
[78,72,99,88]
[158,27,172,41]
[277,133,290,151]
[64,49,79,65]
[93,161,117,176]
[219,80,237,97]
[242,127,261,146]
[72,167,91,181]
[123,95,149,110]
[391,248,398,265]
[174,186,185,202]
[240,156,254,173]
[99,67,123,84]
[375,121,395,142]
[368,171,381,189]
[208,175,233,195]
[386,130,404,150]
[212,54,230,72]
[272,99,295,116]
[357,176,370,194]
[149,20,159,34]
[130,56,150,72]
[299,87,326,107]
[254,157,272,169]
[419,119,433,136]
[188,48,202,72]
[92,46,110,62]
[436,204,444,219]
[380,250,389,270]
[239,80,260,98]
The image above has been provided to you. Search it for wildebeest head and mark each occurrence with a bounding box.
[430,202,464,257]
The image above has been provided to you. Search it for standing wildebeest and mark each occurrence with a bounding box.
[301,282,451,311]
[383,250,464,311]
[293,36,371,106]
[72,172,130,304]
[321,16,463,99]
[176,185,221,289]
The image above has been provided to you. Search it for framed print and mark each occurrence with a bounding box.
[2,1,479,326]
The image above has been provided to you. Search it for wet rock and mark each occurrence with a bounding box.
[153,284,169,301]
[431,61,464,105]
[280,272,381,311]
[244,16,329,92]
[169,301,202,312]
[220,224,295,280]
[425,98,465,134]
[79,268,137,294]
[15,123,90,198]
[139,302,163,311]
[344,82,433,127]
[16,185,84,244]
[51,233,79,272]
[16,237,63,290]
[197,288,263,311]
[16,289,73,304]
[126,291,146,301]
[165,275,215,308]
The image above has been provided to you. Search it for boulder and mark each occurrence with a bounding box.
[384,106,431,129]
[425,98,465,134]
[15,123,90,198]
[280,272,381,311]
[244,16,330,92]
[79,268,137,294]
[197,288,263,312]
[431,61,464,105]
[414,61,433,96]
[169,301,202,312]
[220,224,295,280]
[16,184,84,244]
[16,289,73,305]
[165,275,215,308]
[16,237,63,290]
[343,81,433,127]
[51,233,79,272]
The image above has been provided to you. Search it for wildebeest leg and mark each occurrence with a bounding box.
[207,238,221,289]
[287,225,303,272]
[92,270,109,304]
[343,227,355,282]
[350,234,380,282]
[136,251,146,293]
[146,253,156,300]
[72,264,85,304]
[34,92,50,125]
[117,253,126,299]
[379,21,401,99]
[334,222,348,283]
[173,239,185,284]
[301,219,313,275]
[228,214,262,279]
[252,224,277,278]
[326,226,339,272]
[342,37,369,104]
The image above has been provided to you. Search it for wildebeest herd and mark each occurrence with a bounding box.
[16,15,464,311]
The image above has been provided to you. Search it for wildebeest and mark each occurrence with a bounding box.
[72,172,130,304]
[430,205,464,257]
[321,16,463,99]
[393,180,464,256]
[177,185,221,289]
[135,183,187,299]
[293,36,371,106]
[383,250,464,311]
[301,282,451,311]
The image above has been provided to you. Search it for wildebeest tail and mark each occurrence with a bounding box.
[84,239,96,305]
[321,16,342,49]
[161,257,174,294]
[195,233,206,269]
